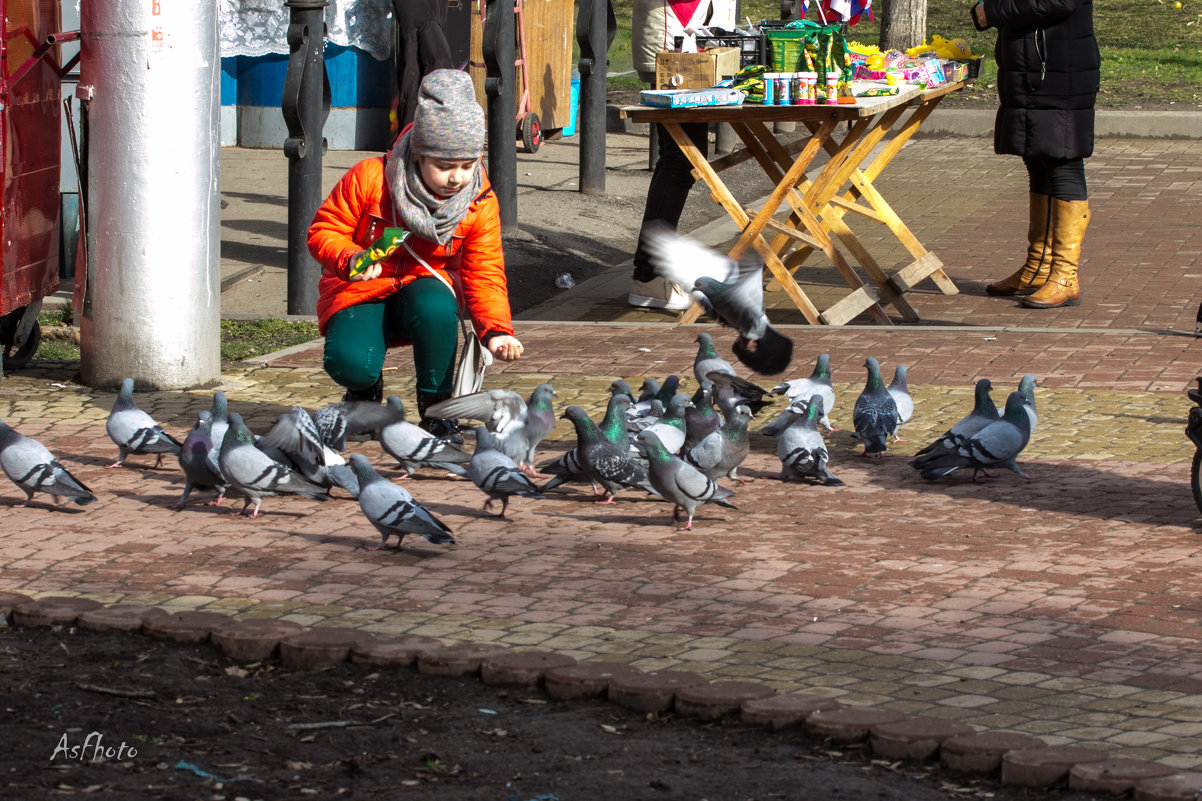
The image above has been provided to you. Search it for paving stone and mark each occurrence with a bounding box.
[417,642,512,678]
[142,610,232,643]
[1001,745,1110,788]
[480,650,578,688]
[675,681,777,721]
[608,670,709,714]
[941,731,1046,774]
[210,618,305,663]
[0,591,33,618]
[870,718,977,761]
[350,635,445,667]
[806,706,908,744]
[1069,758,1179,794]
[543,661,644,701]
[77,604,168,633]
[12,596,104,627]
[741,693,846,730]
[279,627,372,668]
[1134,772,1202,801]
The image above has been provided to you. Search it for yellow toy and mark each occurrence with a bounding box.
[907,35,973,60]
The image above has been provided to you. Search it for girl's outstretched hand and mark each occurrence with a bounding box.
[488,335,523,361]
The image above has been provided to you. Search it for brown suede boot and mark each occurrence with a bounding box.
[986,193,1053,296]
[1021,199,1090,309]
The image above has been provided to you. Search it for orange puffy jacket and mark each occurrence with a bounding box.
[307,155,514,343]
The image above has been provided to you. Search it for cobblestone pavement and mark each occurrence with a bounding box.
[4,134,1202,776]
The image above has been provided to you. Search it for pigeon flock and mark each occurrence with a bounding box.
[0,350,1041,545]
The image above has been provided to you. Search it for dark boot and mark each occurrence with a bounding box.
[416,391,461,442]
[342,375,383,403]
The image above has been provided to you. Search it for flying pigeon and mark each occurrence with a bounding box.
[105,378,182,468]
[348,454,454,550]
[427,384,557,476]
[314,399,404,451]
[558,405,651,503]
[852,358,898,457]
[541,394,637,493]
[174,411,229,509]
[465,426,543,516]
[257,406,360,497]
[910,391,1034,482]
[911,379,999,460]
[0,419,97,507]
[643,224,793,375]
[887,364,914,443]
[776,395,844,486]
[634,429,736,531]
[762,353,837,435]
[684,404,753,482]
[218,413,329,518]
[378,396,470,478]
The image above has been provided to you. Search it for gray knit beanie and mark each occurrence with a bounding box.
[410,69,485,160]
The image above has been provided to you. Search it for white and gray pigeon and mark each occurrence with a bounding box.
[1017,373,1038,431]
[427,384,557,476]
[887,364,914,443]
[257,406,360,498]
[637,393,693,455]
[465,426,543,517]
[314,399,404,451]
[348,454,454,550]
[684,404,753,483]
[910,391,1034,482]
[627,375,681,422]
[693,332,736,384]
[852,358,898,457]
[777,395,844,486]
[218,412,330,518]
[762,353,837,435]
[105,378,182,469]
[557,405,652,504]
[644,224,792,375]
[911,378,999,460]
[378,396,470,478]
[174,410,229,509]
[634,429,736,531]
[0,419,97,507]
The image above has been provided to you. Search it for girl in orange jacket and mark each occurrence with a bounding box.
[308,70,522,433]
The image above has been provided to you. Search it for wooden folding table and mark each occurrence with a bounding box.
[623,83,963,325]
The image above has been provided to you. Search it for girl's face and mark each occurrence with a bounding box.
[418,156,478,199]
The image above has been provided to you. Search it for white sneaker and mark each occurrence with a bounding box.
[628,276,692,311]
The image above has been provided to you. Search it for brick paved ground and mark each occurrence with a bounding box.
[3,136,1202,773]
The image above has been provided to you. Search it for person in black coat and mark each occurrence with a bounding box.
[974,0,1100,308]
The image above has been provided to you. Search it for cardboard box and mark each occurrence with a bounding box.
[639,88,746,108]
[654,47,741,90]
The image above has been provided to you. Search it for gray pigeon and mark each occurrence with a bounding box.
[682,380,721,452]
[174,411,229,509]
[105,378,182,468]
[0,419,97,507]
[348,454,454,550]
[637,393,693,455]
[466,426,543,517]
[910,391,1034,482]
[218,413,329,517]
[558,405,651,503]
[763,353,837,435]
[1018,374,1038,431]
[427,384,557,476]
[693,332,736,384]
[634,429,736,531]
[644,225,792,374]
[608,380,637,402]
[314,399,404,451]
[208,392,230,455]
[707,371,773,418]
[684,404,753,482]
[852,358,898,457]
[540,395,637,493]
[257,406,360,498]
[911,379,999,460]
[628,375,681,421]
[378,396,470,478]
[887,365,914,443]
[777,396,844,486]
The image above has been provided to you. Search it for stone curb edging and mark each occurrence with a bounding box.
[5,593,1202,799]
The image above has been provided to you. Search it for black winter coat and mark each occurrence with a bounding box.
[980,0,1100,160]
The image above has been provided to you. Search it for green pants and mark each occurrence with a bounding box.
[324,277,460,395]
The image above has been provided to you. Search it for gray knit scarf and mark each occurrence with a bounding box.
[386,130,482,246]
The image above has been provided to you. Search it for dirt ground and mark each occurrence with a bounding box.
[2,626,1107,801]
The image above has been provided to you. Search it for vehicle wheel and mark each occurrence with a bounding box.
[1192,449,1202,516]
[2,319,40,372]
[520,112,541,153]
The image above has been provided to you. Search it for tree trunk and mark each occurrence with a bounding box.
[878,0,928,51]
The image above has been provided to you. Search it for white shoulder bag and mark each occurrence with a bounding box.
[403,241,492,397]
